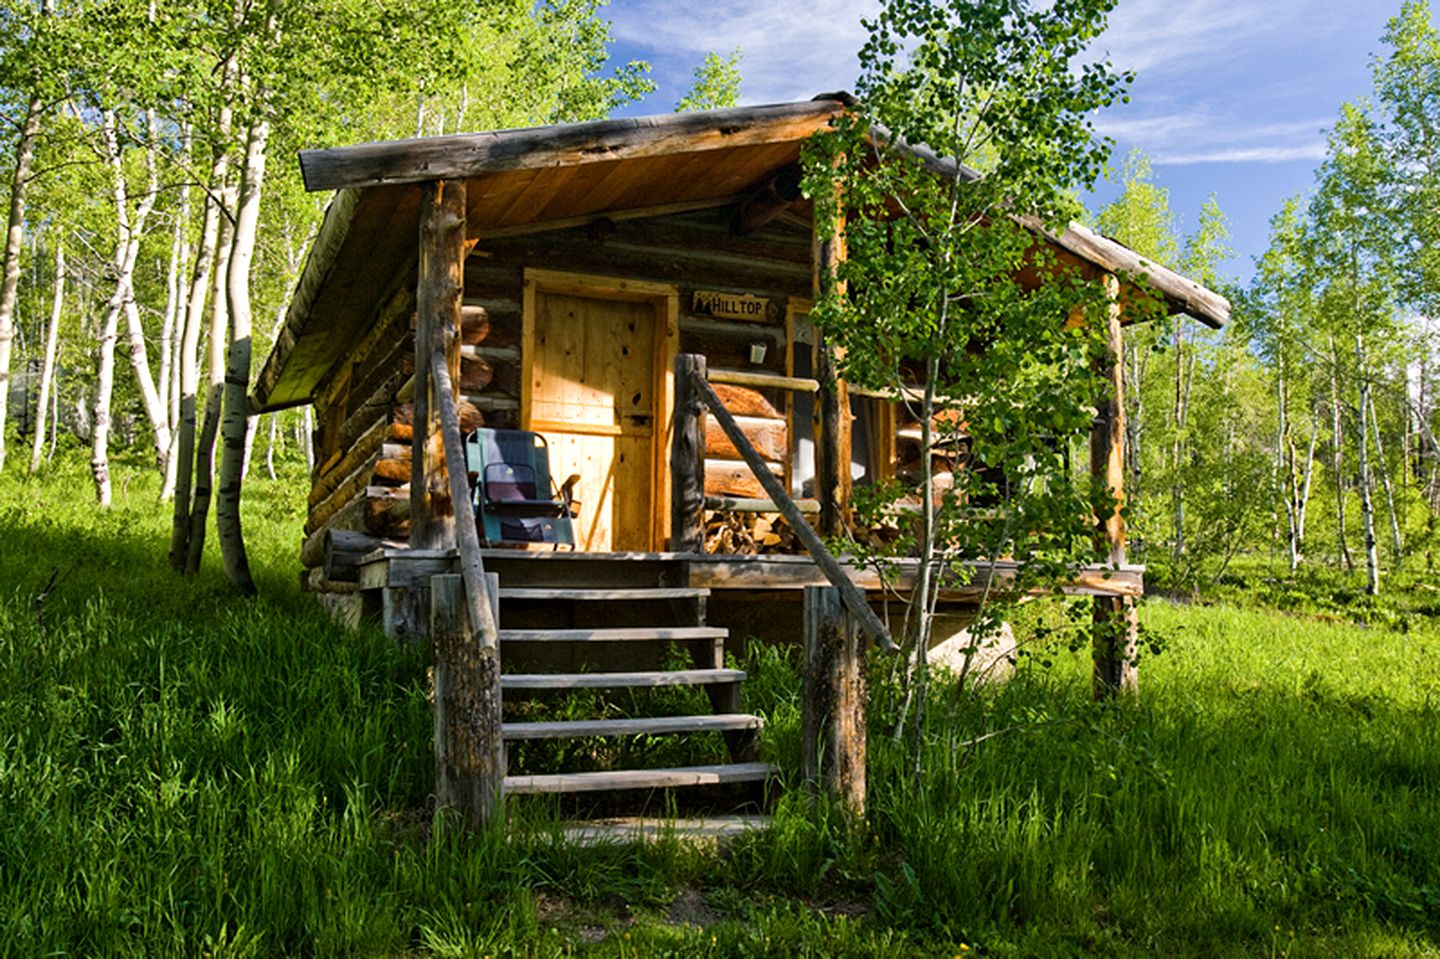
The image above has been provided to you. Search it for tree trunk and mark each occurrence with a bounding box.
[113,110,170,473]
[185,203,235,573]
[1329,336,1352,570]
[1355,332,1380,595]
[215,111,270,594]
[158,124,194,501]
[265,412,277,479]
[1369,390,1403,568]
[0,77,46,473]
[169,158,224,569]
[28,242,63,474]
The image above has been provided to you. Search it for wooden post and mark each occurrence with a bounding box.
[802,585,866,818]
[812,196,848,538]
[432,571,504,829]
[1091,273,1138,698]
[411,178,466,550]
[670,353,707,553]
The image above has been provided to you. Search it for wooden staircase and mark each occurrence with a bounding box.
[490,559,777,804]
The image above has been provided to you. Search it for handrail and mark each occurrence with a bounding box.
[430,350,501,651]
[707,367,820,393]
[691,368,899,654]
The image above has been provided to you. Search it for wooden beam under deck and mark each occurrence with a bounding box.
[355,546,1143,602]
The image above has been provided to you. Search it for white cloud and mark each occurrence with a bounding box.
[1097,111,1332,164]
[607,0,1362,167]
[608,0,878,104]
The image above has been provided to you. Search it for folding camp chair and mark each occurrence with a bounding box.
[464,428,579,548]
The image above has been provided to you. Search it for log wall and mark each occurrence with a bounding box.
[301,204,816,581]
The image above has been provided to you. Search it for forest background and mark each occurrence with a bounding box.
[1,0,1437,600]
[2,1,1440,956]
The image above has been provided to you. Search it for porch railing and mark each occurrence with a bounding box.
[671,352,897,653]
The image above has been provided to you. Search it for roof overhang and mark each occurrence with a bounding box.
[254,96,1229,413]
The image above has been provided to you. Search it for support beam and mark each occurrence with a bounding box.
[411,179,466,550]
[1091,274,1139,698]
[812,196,848,538]
[802,585,866,818]
[432,572,504,829]
[732,163,803,235]
[671,353,707,553]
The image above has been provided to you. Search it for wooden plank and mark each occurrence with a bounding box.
[300,100,847,192]
[503,762,776,795]
[478,195,744,240]
[501,669,744,690]
[502,713,763,741]
[498,626,727,643]
[252,189,364,409]
[498,587,709,601]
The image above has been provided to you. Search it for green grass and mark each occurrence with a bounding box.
[3,451,1440,956]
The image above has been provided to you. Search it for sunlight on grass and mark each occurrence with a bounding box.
[2,454,1439,956]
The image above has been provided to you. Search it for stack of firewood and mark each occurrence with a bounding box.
[703,510,803,554]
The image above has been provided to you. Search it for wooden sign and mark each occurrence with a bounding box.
[692,289,772,323]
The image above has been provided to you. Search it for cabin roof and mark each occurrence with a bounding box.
[253,95,1230,413]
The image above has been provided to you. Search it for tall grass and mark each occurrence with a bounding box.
[3,452,1439,956]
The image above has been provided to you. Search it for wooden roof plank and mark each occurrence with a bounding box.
[299,99,848,192]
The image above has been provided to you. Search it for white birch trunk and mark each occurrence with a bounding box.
[185,200,234,574]
[1369,390,1403,567]
[158,125,194,500]
[216,110,270,594]
[0,68,46,473]
[265,411,277,479]
[1355,332,1380,595]
[169,165,224,568]
[28,242,63,474]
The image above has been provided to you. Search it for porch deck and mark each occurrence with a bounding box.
[356,546,1143,604]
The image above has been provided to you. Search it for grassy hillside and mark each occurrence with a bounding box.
[2,455,1439,957]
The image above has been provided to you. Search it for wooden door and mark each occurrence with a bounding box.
[528,291,658,551]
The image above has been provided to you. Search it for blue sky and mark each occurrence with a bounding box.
[606,0,1419,286]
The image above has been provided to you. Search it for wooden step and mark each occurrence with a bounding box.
[497,587,709,601]
[502,669,745,690]
[502,713,763,741]
[498,626,727,643]
[504,762,778,795]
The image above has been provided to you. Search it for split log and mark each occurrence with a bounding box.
[392,398,483,434]
[300,494,366,568]
[706,414,786,462]
[705,459,783,499]
[690,365,897,653]
[309,416,391,507]
[365,483,410,537]
[323,528,386,583]
[733,163,804,235]
[373,455,411,485]
[306,449,381,534]
[711,382,781,419]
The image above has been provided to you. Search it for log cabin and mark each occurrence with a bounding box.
[250,95,1229,813]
